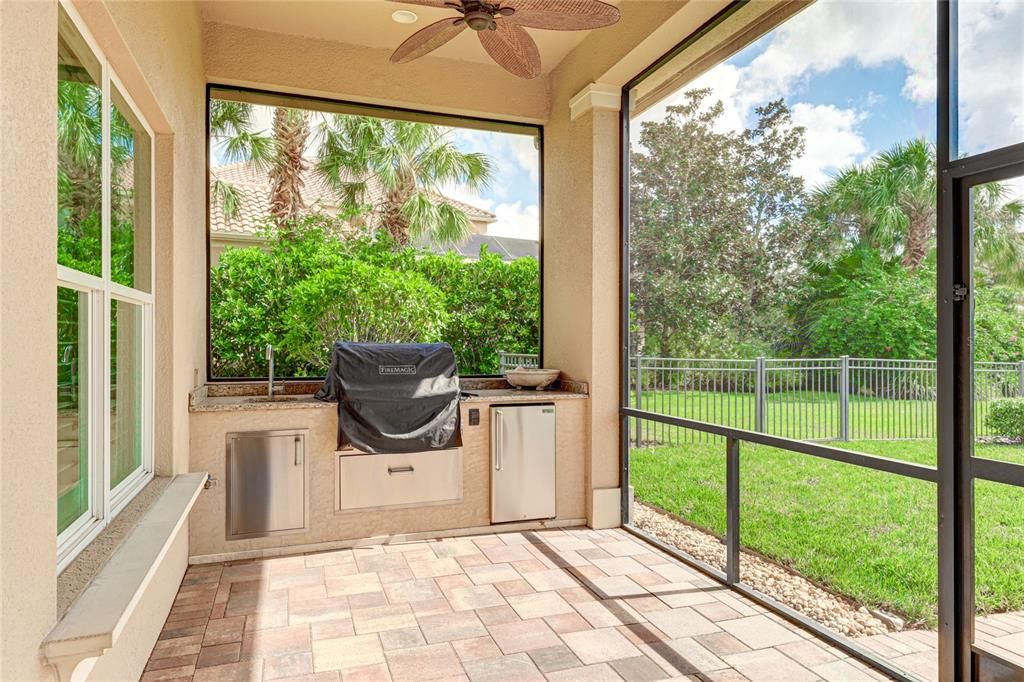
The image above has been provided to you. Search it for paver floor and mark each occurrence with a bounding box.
[145,527,895,681]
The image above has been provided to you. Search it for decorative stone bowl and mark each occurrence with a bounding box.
[505,367,561,390]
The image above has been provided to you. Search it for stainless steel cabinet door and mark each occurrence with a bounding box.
[491,404,556,523]
[227,429,308,539]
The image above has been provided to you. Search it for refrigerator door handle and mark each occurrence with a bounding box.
[494,410,503,471]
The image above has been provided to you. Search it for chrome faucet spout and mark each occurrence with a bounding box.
[266,344,275,397]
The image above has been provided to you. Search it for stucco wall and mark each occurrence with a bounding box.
[0,0,206,678]
[202,21,550,125]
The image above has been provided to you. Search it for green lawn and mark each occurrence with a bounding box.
[631,435,1024,626]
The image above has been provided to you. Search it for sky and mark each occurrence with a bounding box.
[632,0,1024,191]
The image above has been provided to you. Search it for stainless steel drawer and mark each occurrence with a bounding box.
[336,449,462,512]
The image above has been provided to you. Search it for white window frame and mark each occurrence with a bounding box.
[57,0,155,572]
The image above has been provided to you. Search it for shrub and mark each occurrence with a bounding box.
[282,260,448,373]
[987,398,1024,440]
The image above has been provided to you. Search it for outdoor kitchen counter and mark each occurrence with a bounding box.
[187,384,589,562]
[188,385,589,411]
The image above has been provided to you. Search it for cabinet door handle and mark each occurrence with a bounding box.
[388,465,414,475]
[294,436,303,466]
[495,410,503,472]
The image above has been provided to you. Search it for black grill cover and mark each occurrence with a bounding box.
[315,342,462,453]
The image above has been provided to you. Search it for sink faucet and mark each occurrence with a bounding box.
[266,344,277,398]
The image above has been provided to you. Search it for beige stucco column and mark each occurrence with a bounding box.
[0,2,60,679]
[544,84,623,529]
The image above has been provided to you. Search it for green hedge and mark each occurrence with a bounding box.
[209,216,540,377]
[987,398,1024,440]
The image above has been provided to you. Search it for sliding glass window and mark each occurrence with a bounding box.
[56,2,154,569]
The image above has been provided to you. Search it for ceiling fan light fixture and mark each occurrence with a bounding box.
[463,11,494,31]
[391,10,419,24]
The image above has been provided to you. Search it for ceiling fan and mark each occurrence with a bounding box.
[388,0,621,79]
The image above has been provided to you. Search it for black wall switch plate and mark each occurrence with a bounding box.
[468,409,480,425]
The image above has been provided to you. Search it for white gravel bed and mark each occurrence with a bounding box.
[632,502,892,638]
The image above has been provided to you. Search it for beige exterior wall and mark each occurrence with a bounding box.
[0,0,205,678]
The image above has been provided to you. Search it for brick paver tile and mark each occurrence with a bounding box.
[465,563,522,585]
[196,642,241,669]
[692,631,750,657]
[411,597,455,618]
[225,589,289,617]
[588,575,648,600]
[494,579,534,597]
[812,659,877,681]
[775,639,839,667]
[289,596,352,625]
[573,598,647,628]
[447,584,506,611]
[644,607,720,639]
[384,578,443,604]
[240,624,312,660]
[144,653,200,672]
[327,573,383,598]
[487,618,562,654]
[546,611,593,634]
[718,615,803,650]
[385,642,463,681]
[192,658,263,681]
[527,644,582,672]
[648,582,721,608]
[354,552,410,574]
[352,604,417,634]
[379,626,426,651]
[475,604,520,626]
[452,635,502,662]
[505,591,574,619]
[312,633,384,672]
[591,556,647,577]
[609,655,671,681]
[151,635,204,659]
[419,610,488,643]
[544,662,622,681]
[263,651,314,680]
[482,544,536,564]
[407,557,463,579]
[310,618,355,641]
[692,601,743,623]
[647,637,729,675]
[140,663,198,681]
[246,611,290,632]
[461,653,544,682]
[340,663,390,682]
[521,568,580,592]
[268,567,325,592]
[159,618,208,640]
[723,649,817,682]
[561,627,642,665]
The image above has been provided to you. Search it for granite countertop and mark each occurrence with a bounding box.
[190,384,588,413]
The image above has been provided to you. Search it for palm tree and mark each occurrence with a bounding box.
[315,115,492,246]
[208,100,275,221]
[814,139,1024,282]
[268,107,310,225]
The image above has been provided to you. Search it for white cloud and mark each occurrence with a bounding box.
[489,202,540,240]
[790,103,868,189]
[956,0,1024,155]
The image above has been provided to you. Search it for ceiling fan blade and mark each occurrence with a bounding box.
[390,18,467,64]
[503,0,620,30]
[386,0,456,8]
[478,20,541,79]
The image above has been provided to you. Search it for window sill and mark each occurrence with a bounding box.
[41,472,207,682]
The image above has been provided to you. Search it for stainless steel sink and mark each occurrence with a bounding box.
[244,396,301,403]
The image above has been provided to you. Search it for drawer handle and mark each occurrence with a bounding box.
[388,465,415,475]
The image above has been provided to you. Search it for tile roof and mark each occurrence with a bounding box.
[209,161,496,236]
[419,234,539,261]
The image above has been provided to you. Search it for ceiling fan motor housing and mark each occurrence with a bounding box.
[464,10,496,31]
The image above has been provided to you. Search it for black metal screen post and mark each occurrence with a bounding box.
[936,2,972,679]
[726,437,740,584]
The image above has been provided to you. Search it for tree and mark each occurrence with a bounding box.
[208,100,275,221]
[814,139,1024,283]
[629,89,826,357]
[315,115,492,246]
[268,107,310,225]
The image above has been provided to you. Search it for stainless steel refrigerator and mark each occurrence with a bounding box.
[490,403,556,523]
